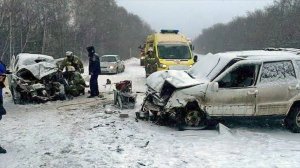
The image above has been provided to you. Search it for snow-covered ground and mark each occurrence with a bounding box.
[1,58,300,168]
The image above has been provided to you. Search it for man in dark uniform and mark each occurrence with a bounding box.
[0,61,7,154]
[86,46,101,98]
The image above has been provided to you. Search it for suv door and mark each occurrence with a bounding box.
[255,60,298,116]
[205,62,261,116]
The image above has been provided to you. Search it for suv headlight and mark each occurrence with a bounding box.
[109,65,114,69]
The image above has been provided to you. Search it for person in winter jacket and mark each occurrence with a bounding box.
[59,51,84,73]
[0,61,7,154]
[86,46,102,98]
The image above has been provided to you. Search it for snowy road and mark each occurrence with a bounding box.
[1,58,300,168]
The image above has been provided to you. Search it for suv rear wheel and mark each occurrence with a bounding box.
[285,107,300,133]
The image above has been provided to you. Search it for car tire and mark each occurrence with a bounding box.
[175,108,208,131]
[285,107,300,133]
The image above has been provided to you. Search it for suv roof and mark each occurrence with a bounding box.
[264,48,300,55]
[102,55,118,57]
[216,49,300,62]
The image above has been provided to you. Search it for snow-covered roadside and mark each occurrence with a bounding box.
[0,58,299,168]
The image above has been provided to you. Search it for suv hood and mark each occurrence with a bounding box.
[17,62,58,80]
[146,70,205,92]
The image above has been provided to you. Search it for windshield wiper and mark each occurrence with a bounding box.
[206,58,221,78]
[185,71,195,79]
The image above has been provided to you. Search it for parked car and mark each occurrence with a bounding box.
[100,55,125,74]
[7,53,66,104]
[141,49,300,132]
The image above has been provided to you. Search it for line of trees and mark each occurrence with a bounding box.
[193,0,300,54]
[0,0,153,64]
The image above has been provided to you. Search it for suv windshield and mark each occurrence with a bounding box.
[157,44,191,59]
[187,54,240,81]
[101,56,117,62]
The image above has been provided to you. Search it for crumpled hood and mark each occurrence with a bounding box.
[17,62,58,80]
[146,70,206,92]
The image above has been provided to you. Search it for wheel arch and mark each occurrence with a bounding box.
[287,100,300,116]
[184,100,206,115]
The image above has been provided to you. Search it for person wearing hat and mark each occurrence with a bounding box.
[60,51,84,74]
[0,61,7,154]
[60,51,87,92]
[86,46,102,98]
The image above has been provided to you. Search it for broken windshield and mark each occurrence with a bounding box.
[187,54,240,81]
[157,44,191,59]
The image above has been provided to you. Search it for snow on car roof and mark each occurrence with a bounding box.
[102,55,119,57]
[217,50,299,61]
[16,53,54,66]
[189,50,300,81]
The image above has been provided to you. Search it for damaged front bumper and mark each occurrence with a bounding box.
[142,80,206,114]
[142,88,165,112]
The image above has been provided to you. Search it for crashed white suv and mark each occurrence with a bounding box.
[142,49,300,132]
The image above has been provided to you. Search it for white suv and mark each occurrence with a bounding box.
[142,49,300,132]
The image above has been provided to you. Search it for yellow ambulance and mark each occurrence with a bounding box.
[144,30,196,77]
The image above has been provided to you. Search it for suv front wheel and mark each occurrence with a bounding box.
[285,107,300,133]
[176,108,207,131]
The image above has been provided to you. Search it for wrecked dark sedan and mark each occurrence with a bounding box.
[7,53,66,104]
[141,49,300,133]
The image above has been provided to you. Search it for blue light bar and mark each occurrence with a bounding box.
[160,29,179,34]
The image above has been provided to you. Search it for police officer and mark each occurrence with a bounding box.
[0,61,7,154]
[60,51,84,74]
[86,46,101,98]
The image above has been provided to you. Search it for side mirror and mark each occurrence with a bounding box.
[191,45,195,51]
[193,55,198,62]
[210,82,219,92]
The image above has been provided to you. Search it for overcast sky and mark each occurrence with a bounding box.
[116,0,274,39]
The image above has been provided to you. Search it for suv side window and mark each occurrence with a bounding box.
[260,61,296,83]
[218,64,258,88]
[295,60,300,70]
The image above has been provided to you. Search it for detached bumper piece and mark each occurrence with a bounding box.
[114,80,137,109]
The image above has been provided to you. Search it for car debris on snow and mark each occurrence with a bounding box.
[119,113,129,118]
[113,80,137,109]
[217,123,234,135]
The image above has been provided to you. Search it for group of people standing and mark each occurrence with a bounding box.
[0,45,102,154]
[59,46,102,98]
